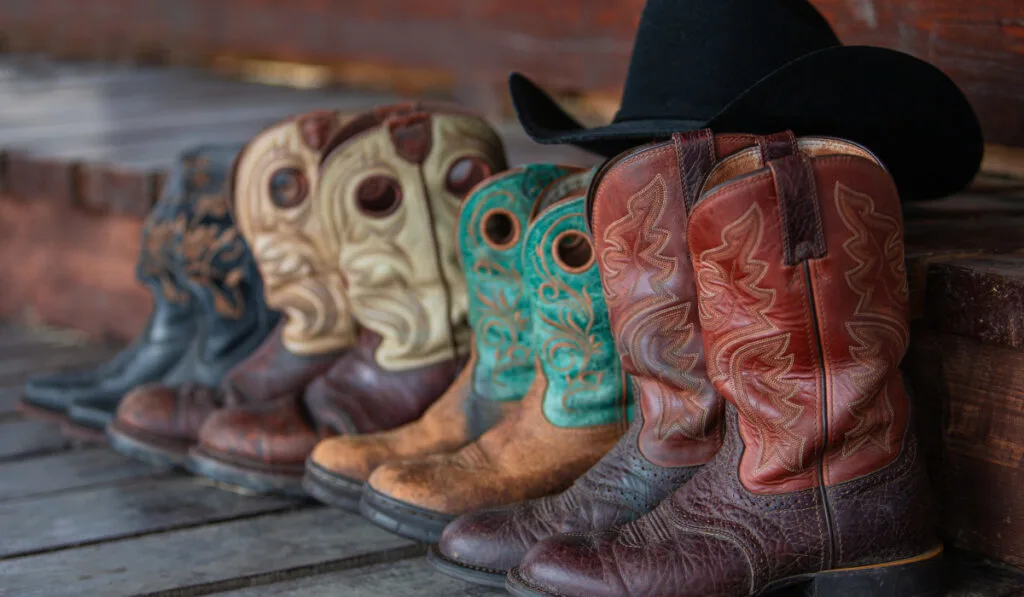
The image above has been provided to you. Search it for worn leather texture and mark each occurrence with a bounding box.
[435,131,758,576]
[367,374,625,516]
[307,165,570,483]
[513,136,936,597]
[366,191,629,516]
[115,325,340,444]
[192,104,503,476]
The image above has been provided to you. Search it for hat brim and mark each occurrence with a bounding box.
[510,46,983,201]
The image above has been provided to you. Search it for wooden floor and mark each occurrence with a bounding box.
[0,324,1021,596]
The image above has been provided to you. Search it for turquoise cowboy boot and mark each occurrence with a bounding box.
[360,169,632,544]
[303,163,576,511]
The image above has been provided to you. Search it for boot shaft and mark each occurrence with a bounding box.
[458,164,579,403]
[231,110,358,356]
[586,131,780,467]
[173,145,280,362]
[689,136,911,493]
[317,104,507,372]
[523,190,631,429]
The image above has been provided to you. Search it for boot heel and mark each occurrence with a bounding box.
[804,546,944,597]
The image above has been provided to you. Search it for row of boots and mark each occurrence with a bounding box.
[22,103,941,596]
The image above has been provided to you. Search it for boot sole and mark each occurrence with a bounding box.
[426,545,508,588]
[302,459,363,513]
[359,485,455,544]
[106,421,191,469]
[506,545,945,597]
[186,447,308,498]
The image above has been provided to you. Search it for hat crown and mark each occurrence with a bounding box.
[616,0,841,122]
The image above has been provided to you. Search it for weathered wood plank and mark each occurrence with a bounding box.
[0,476,298,559]
[907,332,1024,569]
[0,448,161,502]
[0,508,414,597]
[216,556,504,597]
[925,256,1024,350]
[0,418,69,461]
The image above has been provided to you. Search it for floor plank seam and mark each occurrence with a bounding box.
[0,442,72,464]
[0,502,315,561]
[0,471,174,504]
[135,543,428,597]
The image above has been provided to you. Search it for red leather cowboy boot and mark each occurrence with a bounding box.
[430,131,783,587]
[187,103,507,495]
[508,136,943,597]
[107,111,354,468]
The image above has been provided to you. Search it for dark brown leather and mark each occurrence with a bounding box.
[437,130,759,575]
[194,329,465,470]
[770,152,825,264]
[512,136,936,597]
[514,408,936,597]
[114,325,342,445]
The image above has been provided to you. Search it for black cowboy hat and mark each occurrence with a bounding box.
[510,0,983,201]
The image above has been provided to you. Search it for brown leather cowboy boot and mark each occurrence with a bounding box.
[359,186,631,544]
[187,104,508,496]
[107,111,355,468]
[303,165,582,511]
[428,131,782,587]
[508,136,943,597]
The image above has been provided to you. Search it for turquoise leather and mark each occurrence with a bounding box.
[458,164,576,402]
[522,194,633,428]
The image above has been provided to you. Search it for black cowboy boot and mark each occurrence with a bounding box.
[67,145,279,438]
[21,160,199,428]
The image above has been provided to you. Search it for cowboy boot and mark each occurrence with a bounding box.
[429,131,782,586]
[304,165,583,510]
[187,104,508,496]
[108,112,354,467]
[360,186,632,544]
[508,136,942,597]
[20,157,199,427]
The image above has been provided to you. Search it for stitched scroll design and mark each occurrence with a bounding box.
[600,174,708,440]
[835,183,910,458]
[697,203,805,472]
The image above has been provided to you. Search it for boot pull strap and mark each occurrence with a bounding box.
[672,129,717,212]
[768,153,826,265]
[757,131,799,162]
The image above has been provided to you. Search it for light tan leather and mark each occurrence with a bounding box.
[308,350,517,481]
[366,368,625,515]
[317,113,505,371]
[233,113,358,356]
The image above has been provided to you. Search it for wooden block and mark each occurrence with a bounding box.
[0,195,150,343]
[77,164,161,216]
[0,475,298,559]
[0,419,69,461]
[924,256,1024,350]
[0,508,413,596]
[0,448,161,502]
[217,556,504,596]
[3,152,80,205]
[906,332,1024,568]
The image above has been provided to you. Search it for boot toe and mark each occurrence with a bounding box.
[309,435,388,482]
[366,456,460,514]
[439,505,532,573]
[516,532,624,597]
[116,385,178,435]
[197,398,318,467]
